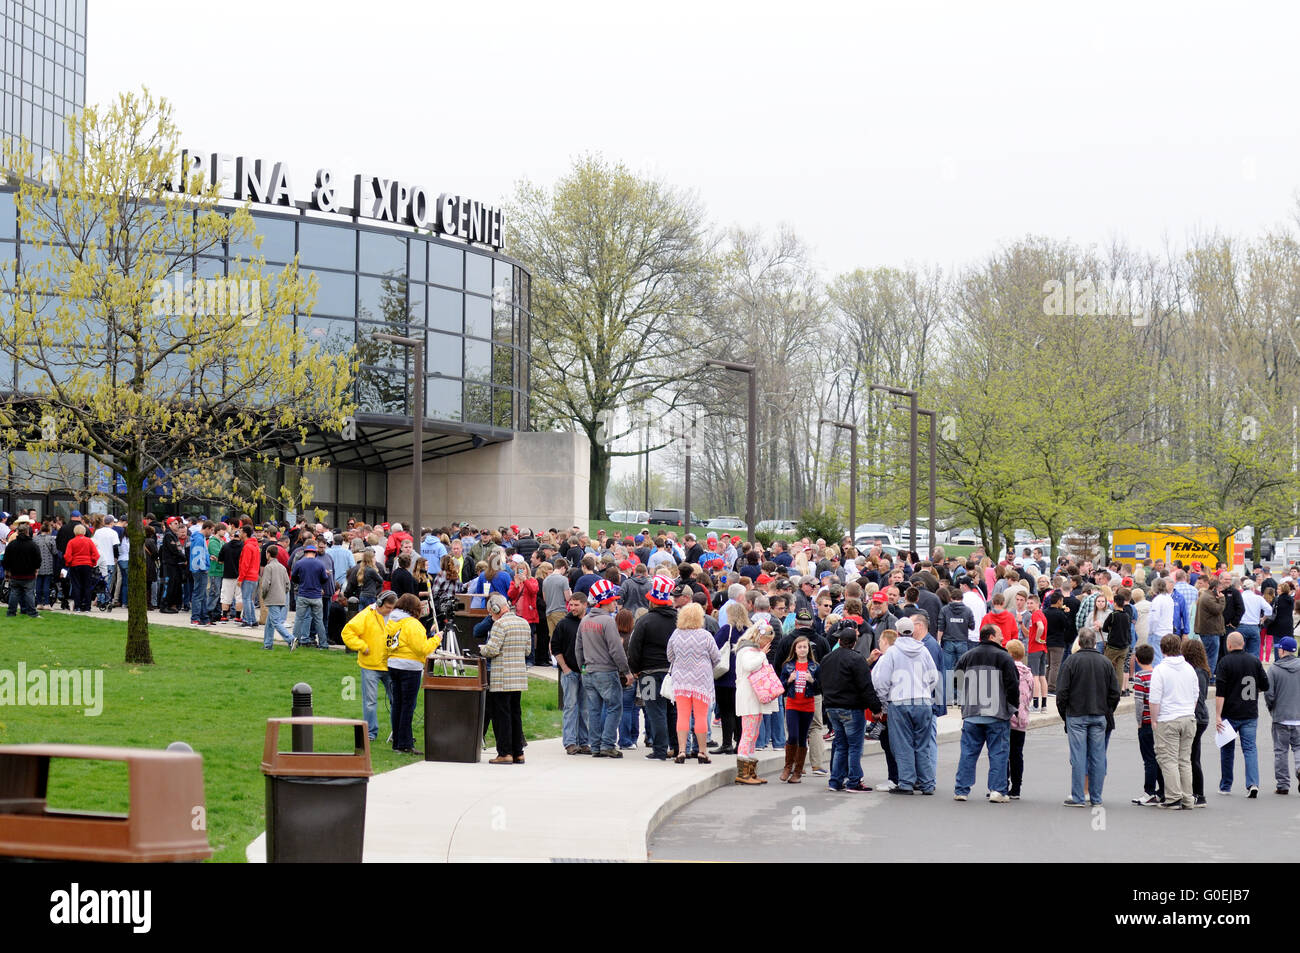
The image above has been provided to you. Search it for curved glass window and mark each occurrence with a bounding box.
[297,315,355,354]
[0,193,14,239]
[464,294,490,340]
[358,274,406,325]
[427,376,462,422]
[427,331,462,379]
[233,215,295,264]
[359,230,405,276]
[464,338,490,382]
[299,222,355,271]
[465,252,491,295]
[428,287,461,334]
[429,243,462,288]
[302,269,356,318]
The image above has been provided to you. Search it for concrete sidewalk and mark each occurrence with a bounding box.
[247,695,1131,863]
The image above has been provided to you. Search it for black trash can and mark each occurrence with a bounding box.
[423,656,489,763]
[261,717,372,863]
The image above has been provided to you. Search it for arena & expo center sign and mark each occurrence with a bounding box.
[172,149,504,250]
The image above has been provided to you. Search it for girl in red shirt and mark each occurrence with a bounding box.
[779,635,820,784]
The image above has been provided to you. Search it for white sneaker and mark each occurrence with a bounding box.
[988,791,1010,803]
[878,779,897,792]
[953,794,968,801]
[1132,793,1162,806]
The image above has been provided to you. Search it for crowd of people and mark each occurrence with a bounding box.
[5,511,1300,801]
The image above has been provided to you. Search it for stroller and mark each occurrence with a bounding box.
[93,568,115,611]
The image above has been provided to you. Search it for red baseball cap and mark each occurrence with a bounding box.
[871,591,889,603]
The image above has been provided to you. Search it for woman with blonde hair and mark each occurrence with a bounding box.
[667,601,721,764]
[733,621,779,784]
[710,601,751,754]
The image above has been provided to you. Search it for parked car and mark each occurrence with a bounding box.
[706,516,748,532]
[756,519,797,536]
[607,510,649,524]
[854,523,896,549]
[948,528,980,546]
[647,508,701,527]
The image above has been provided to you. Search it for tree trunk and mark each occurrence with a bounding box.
[589,439,610,521]
[123,467,153,664]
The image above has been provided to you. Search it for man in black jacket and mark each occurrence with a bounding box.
[953,623,1019,801]
[1215,630,1269,797]
[627,577,679,760]
[1056,628,1121,806]
[4,518,41,617]
[1222,575,1245,631]
[159,517,185,612]
[820,622,883,793]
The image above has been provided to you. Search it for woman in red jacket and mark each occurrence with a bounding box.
[62,523,100,612]
[507,561,541,666]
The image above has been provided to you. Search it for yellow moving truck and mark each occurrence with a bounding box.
[1110,526,1246,571]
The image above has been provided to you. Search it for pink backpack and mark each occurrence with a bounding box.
[1011,661,1034,730]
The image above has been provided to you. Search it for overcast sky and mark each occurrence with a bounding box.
[88,0,1300,278]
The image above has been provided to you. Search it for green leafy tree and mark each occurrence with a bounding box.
[507,155,716,518]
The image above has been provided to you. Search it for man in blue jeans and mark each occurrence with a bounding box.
[1216,630,1268,797]
[872,619,940,794]
[290,542,330,648]
[953,623,1019,802]
[575,579,632,757]
[1056,628,1121,805]
[188,521,213,625]
[818,623,882,792]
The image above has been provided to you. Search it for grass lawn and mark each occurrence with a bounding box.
[0,614,559,862]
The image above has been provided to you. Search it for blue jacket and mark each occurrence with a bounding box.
[780,659,821,701]
[292,557,332,600]
[188,533,210,572]
[923,634,946,716]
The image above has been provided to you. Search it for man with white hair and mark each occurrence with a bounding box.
[1238,579,1269,660]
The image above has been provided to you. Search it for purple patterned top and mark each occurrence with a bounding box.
[667,627,722,702]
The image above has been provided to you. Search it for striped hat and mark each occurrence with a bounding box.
[647,574,675,605]
[588,578,620,607]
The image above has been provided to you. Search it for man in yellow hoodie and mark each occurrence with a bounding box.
[342,589,398,742]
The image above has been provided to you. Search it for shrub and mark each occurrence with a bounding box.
[796,505,843,544]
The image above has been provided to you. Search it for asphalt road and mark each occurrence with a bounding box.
[648,707,1300,862]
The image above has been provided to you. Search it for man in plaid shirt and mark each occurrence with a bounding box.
[1131,643,1164,806]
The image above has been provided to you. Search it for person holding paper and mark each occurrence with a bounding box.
[1215,630,1269,798]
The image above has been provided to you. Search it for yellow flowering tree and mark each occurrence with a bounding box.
[0,89,355,663]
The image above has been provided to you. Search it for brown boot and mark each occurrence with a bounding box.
[790,746,807,783]
[734,758,763,785]
[779,743,796,782]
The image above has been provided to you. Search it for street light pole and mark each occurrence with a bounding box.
[871,383,917,552]
[818,418,857,539]
[707,359,757,542]
[371,331,424,529]
[897,405,937,557]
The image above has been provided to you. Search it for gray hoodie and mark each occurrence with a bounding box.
[1265,654,1300,723]
[870,635,938,705]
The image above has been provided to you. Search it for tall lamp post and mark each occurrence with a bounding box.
[371,331,424,529]
[706,359,756,542]
[895,404,937,558]
[870,383,917,551]
[818,418,858,540]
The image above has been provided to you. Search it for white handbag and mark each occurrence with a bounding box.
[713,634,732,679]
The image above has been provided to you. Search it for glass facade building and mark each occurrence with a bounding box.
[0,193,533,526]
[1,0,86,162]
